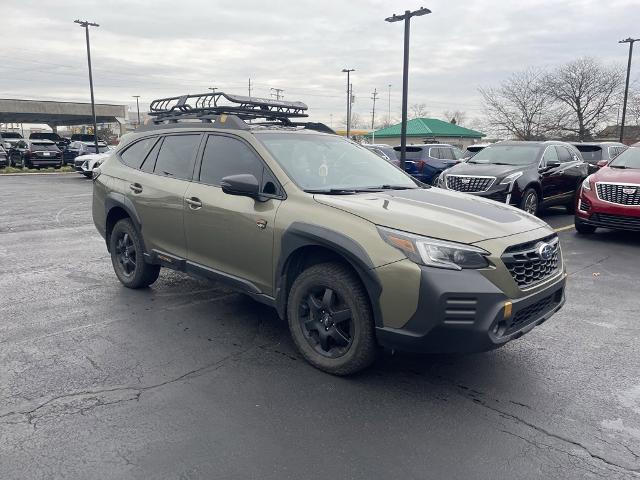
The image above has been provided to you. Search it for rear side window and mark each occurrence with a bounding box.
[575,145,602,162]
[153,134,200,180]
[199,135,264,187]
[438,148,456,160]
[120,137,157,169]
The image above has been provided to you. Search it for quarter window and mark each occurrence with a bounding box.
[199,135,265,188]
[119,137,157,169]
[153,135,200,180]
[555,146,572,163]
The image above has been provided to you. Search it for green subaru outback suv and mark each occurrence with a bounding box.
[92,93,566,375]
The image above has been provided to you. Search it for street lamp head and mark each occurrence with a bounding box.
[619,37,639,44]
[342,68,355,73]
[414,7,432,16]
[74,19,100,27]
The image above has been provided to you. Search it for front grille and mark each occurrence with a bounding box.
[446,175,495,192]
[578,197,591,212]
[591,213,640,231]
[502,234,561,289]
[505,291,561,335]
[596,183,640,206]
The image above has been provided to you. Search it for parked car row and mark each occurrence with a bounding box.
[0,130,109,170]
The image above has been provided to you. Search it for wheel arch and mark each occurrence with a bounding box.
[104,193,145,254]
[275,223,383,327]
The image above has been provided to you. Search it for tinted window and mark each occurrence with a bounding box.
[120,137,157,168]
[438,148,456,160]
[468,145,541,166]
[394,146,426,160]
[543,146,559,163]
[199,135,264,187]
[555,146,572,163]
[153,135,200,180]
[141,138,162,173]
[31,142,59,151]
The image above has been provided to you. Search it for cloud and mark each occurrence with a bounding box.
[1,0,638,126]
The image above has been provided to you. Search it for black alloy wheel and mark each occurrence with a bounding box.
[299,286,353,358]
[114,231,136,278]
[520,188,539,215]
[287,262,377,375]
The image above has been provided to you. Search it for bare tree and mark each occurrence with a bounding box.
[543,57,624,140]
[479,69,551,140]
[626,91,640,126]
[339,112,366,130]
[442,110,467,125]
[409,103,429,119]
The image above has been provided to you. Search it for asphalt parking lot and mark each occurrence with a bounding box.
[1,174,639,480]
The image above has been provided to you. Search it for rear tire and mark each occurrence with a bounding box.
[520,188,539,216]
[575,217,596,234]
[287,262,377,375]
[109,218,160,288]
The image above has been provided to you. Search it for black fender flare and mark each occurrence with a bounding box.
[104,192,147,254]
[275,222,383,327]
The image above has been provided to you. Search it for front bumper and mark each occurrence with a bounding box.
[376,266,566,354]
[576,187,640,231]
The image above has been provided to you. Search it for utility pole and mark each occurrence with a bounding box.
[619,37,639,143]
[74,19,100,153]
[371,88,379,143]
[248,78,252,98]
[208,87,217,94]
[132,95,140,128]
[270,88,284,100]
[385,7,431,171]
[388,84,392,126]
[342,69,355,138]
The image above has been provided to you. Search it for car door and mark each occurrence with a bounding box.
[125,133,201,259]
[183,134,283,296]
[554,145,583,198]
[539,145,563,202]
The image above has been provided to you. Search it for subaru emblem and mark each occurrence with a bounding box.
[537,243,554,261]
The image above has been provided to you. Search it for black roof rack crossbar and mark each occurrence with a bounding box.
[148,92,308,123]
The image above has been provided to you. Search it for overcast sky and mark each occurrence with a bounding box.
[1,0,638,128]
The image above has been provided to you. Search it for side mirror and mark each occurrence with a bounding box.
[221,174,261,199]
[596,160,608,168]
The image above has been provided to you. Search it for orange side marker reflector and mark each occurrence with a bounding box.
[504,301,513,320]
[388,236,416,253]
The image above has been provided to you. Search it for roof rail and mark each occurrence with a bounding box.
[148,92,308,124]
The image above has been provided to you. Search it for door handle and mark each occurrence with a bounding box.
[129,183,143,194]
[186,197,202,209]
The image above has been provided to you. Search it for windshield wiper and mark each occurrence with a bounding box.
[304,188,360,194]
[609,165,627,169]
[373,184,418,190]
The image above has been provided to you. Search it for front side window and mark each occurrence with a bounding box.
[199,135,265,187]
[542,146,559,164]
[153,134,200,180]
[258,133,418,191]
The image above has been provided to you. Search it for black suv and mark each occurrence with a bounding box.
[571,142,627,174]
[438,141,588,215]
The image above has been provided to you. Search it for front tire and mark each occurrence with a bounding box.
[109,218,160,288]
[287,262,376,375]
[430,174,440,186]
[520,188,539,216]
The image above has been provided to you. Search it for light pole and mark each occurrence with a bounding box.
[388,84,392,126]
[132,95,140,128]
[385,7,431,171]
[619,37,639,143]
[342,69,355,138]
[74,19,100,153]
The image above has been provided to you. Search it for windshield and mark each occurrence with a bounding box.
[608,146,640,169]
[468,144,541,165]
[32,143,59,151]
[1,132,22,139]
[574,145,602,162]
[257,133,418,191]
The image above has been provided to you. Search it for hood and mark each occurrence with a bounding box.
[593,166,640,184]
[314,188,550,245]
[444,161,531,179]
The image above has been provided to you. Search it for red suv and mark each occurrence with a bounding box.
[575,146,640,233]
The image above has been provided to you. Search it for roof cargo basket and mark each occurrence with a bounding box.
[148,92,308,124]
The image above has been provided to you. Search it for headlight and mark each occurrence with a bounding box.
[582,175,592,191]
[378,226,490,270]
[499,171,523,185]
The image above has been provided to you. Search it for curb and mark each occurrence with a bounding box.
[0,172,76,177]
